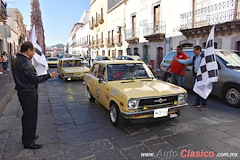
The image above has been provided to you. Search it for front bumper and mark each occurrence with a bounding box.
[122,103,188,118]
[64,76,84,80]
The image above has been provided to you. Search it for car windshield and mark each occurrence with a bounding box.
[216,51,240,69]
[63,60,85,67]
[107,63,152,81]
[47,58,58,61]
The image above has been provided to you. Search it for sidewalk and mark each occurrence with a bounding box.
[0,70,15,113]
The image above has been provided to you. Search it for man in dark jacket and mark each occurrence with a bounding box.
[12,41,58,149]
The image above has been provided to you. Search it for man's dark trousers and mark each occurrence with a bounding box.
[17,90,38,145]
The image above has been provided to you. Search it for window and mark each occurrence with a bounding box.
[132,15,136,35]
[236,41,240,51]
[112,30,114,44]
[97,65,106,79]
[101,8,103,19]
[91,64,99,76]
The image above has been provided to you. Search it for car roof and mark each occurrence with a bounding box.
[93,60,145,65]
[169,48,239,52]
[60,58,84,61]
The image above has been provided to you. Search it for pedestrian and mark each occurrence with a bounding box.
[173,45,207,111]
[12,41,58,149]
[0,54,3,74]
[2,52,8,71]
[167,45,189,87]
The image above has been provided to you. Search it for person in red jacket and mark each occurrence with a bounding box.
[167,45,189,87]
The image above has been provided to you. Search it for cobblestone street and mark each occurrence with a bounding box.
[0,76,240,160]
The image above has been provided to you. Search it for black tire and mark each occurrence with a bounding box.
[224,84,240,107]
[109,102,126,127]
[87,87,95,102]
[164,74,172,83]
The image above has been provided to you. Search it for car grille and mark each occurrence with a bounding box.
[138,96,178,108]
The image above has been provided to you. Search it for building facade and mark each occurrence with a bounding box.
[30,0,46,53]
[107,0,128,58]
[0,0,7,56]
[6,8,26,56]
[178,0,240,50]
[68,10,90,58]
[89,0,108,59]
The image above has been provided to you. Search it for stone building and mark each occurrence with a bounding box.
[30,0,46,53]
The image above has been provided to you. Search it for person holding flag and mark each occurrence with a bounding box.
[29,25,49,76]
[173,26,219,111]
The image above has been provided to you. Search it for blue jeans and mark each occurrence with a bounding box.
[172,73,184,87]
[3,62,8,70]
[196,94,207,106]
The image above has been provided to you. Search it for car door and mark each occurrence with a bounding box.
[57,60,63,76]
[88,63,99,99]
[95,65,110,108]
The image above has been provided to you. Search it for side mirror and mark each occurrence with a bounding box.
[98,78,106,84]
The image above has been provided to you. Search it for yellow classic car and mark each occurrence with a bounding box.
[57,58,90,81]
[84,60,188,126]
[47,57,59,67]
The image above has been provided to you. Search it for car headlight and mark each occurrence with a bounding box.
[128,98,139,110]
[178,93,187,104]
[67,73,73,77]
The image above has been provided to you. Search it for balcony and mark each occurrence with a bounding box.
[105,38,114,47]
[94,17,98,27]
[125,29,139,44]
[98,14,104,24]
[114,35,122,47]
[98,39,104,48]
[89,21,94,30]
[143,21,166,42]
[0,0,7,21]
[179,0,240,38]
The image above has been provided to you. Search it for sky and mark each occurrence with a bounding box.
[7,0,91,46]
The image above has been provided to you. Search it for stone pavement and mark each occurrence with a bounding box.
[0,70,15,113]
[0,77,240,160]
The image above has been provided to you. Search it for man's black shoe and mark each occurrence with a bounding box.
[24,143,43,149]
[34,135,39,140]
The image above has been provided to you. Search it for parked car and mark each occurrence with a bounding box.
[160,48,240,107]
[47,57,59,67]
[57,58,90,81]
[84,60,188,126]
[93,56,113,63]
[116,55,143,61]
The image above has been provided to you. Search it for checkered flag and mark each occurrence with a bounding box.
[193,25,219,99]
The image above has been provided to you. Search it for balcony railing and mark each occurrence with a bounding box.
[180,0,239,30]
[98,14,104,24]
[105,38,114,47]
[114,35,122,47]
[125,29,139,40]
[0,0,7,21]
[143,21,166,36]
[98,39,104,47]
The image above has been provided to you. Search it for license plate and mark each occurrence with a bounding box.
[153,108,168,118]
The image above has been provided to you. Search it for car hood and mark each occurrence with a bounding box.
[63,67,89,73]
[108,79,186,98]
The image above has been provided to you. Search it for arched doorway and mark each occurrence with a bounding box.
[156,47,163,69]
[143,45,148,62]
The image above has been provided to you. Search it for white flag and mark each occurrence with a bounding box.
[29,25,49,76]
[193,25,219,99]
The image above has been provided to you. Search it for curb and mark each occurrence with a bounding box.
[0,87,16,114]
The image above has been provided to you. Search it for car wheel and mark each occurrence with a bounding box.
[164,74,172,83]
[109,102,126,127]
[87,87,95,102]
[224,84,240,107]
